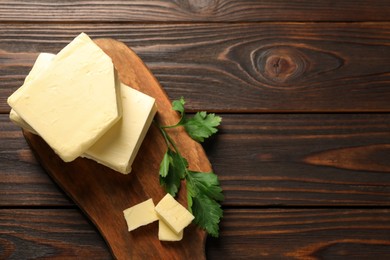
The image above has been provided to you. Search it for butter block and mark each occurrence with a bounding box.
[11,52,157,174]
[8,33,121,162]
[9,109,37,135]
[123,198,159,232]
[9,52,56,135]
[24,52,55,85]
[9,52,55,104]
[82,83,156,174]
[158,219,183,241]
[155,193,194,234]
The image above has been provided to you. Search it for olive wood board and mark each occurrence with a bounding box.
[22,38,209,260]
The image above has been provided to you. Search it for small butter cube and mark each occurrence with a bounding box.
[8,32,121,162]
[123,198,159,232]
[155,194,194,234]
[158,219,183,241]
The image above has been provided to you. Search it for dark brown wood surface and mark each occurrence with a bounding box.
[0,0,389,22]
[1,23,390,112]
[1,1,390,259]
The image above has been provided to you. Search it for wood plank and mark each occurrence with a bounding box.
[1,23,390,113]
[0,209,112,259]
[209,113,390,206]
[0,0,389,22]
[0,115,72,206]
[2,113,389,207]
[207,208,390,259]
[1,208,389,259]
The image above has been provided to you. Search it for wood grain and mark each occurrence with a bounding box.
[0,209,112,260]
[2,113,389,207]
[207,208,390,259]
[0,0,389,22]
[209,114,390,206]
[1,23,390,113]
[1,2,390,258]
[0,115,71,206]
[1,208,389,259]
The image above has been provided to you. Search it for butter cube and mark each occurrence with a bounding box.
[155,194,194,234]
[158,219,183,241]
[8,33,121,162]
[123,198,159,232]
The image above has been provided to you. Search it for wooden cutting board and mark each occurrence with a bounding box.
[22,38,209,259]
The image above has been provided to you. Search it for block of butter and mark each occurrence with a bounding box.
[10,52,157,174]
[82,83,157,174]
[9,52,55,135]
[155,193,194,234]
[9,109,37,134]
[123,198,159,232]
[123,196,185,241]
[158,219,183,241]
[7,33,121,162]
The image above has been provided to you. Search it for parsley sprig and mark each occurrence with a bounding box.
[156,97,223,237]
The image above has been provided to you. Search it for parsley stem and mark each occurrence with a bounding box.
[155,120,190,178]
[160,112,184,129]
[161,123,180,129]
[155,120,171,149]
[155,121,179,153]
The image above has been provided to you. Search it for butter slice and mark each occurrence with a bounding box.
[11,52,157,174]
[158,219,183,241]
[7,33,121,162]
[82,83,156,174]
[9,109,37,135]
[123,199,159,232]
[155,193,194,234]
[24,52,55,85]
[9,52,56,135]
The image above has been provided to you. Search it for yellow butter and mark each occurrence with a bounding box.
[158,219,183,241]
[123,198,159,232]
[9,109,37,134]
[155,193,194,234]
[11,52,156,174]
[8,33,121,162]
[82,83,156,174]
[9,52,55,135]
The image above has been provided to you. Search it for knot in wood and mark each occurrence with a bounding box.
[182,0,219,14]
[257,47,306,85]
[265,55,296,81]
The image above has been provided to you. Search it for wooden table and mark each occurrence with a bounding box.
[1,1,390,259]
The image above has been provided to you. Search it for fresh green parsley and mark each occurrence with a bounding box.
[156,97,223,237]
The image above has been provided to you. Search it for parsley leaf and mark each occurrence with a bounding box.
[159,151,170,178]
[184,112,222,142]
[159,149,188,197]
[159,166,181,197]
[187,171,224,201]
[186,171,224,237]
[165,97,222,143]
[172,97,185,115]
[190,194,223,238]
